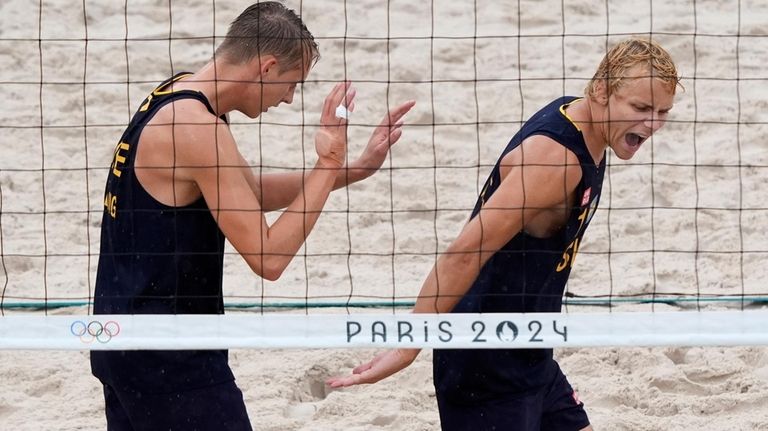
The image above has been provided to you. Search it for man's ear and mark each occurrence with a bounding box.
[592,79,609,106]
[253,55,279,77]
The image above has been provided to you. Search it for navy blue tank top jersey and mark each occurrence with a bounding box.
[94,72,226,315]
[91,73,234,392]
[434,96,606,403]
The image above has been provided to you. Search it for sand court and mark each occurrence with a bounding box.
[1,0,767,429]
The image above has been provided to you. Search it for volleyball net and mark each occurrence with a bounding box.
[1,0,767,349]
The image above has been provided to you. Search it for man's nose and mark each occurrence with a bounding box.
[282,90,295,105]
[644,112,665,131]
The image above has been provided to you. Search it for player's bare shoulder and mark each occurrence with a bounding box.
[495,135,584,236]
[135,97,236,205]
[139,97,237,169]
[147,98,228,150]
[499,134,582,189]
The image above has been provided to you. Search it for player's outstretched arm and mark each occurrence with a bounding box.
[327,136,583,388]
[253,97,416,211]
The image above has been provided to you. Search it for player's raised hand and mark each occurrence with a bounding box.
[315,82,356,169]
[350,100,416,178]
[326,348,420,388]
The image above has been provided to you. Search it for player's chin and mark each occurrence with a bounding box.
[243,109,262,119]
[609,143,638,160]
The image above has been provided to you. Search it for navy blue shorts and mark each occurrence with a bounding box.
[102,380,252,431]
[436,365,589,431]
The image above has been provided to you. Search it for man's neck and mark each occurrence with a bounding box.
[566,97,609,165]
[173,60,255,117]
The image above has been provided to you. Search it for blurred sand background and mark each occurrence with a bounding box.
[1,0,767,429]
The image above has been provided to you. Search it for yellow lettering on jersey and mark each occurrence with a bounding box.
[576,206,588,231]
[104,191,117,219]
[556,237,580,272]
[555,207,589,272]
[111,142,130,177]
[556,250,569,272]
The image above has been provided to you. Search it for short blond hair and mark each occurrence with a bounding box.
[215,2,319,70]
[586,38,681,98]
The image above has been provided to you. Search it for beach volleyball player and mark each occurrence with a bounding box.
[329,38,680,431]
[90,2,414,429]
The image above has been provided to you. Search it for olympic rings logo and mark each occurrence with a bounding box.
[70,320,121,344]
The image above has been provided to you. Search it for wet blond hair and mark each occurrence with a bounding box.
[586,38,681,98]
[215,2,319,70]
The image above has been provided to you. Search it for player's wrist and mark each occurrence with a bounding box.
[314,157,344,175]
[397,348,421,364]
[341,159,369,184]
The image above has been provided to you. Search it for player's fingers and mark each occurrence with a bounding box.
[323,82,352,121]
[325,376,352,388]
[355,369,382,385]
[376,122,404,147]
[370,128,403,155]
[321,83,344,120]
[352,361,373,374]
[387,127,404,146]
[394,100,416,116]
[332,81,352,110]
[342,87,357,108]
[376,102,413,132]
[385,100,416,125]
[328,371,370,388]
[331,84,355,126]
[325,363,391,388]
[335,113,349,127]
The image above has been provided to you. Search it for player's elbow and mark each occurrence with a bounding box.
[261,269,282,282]
[262,260,287,281]
[247,256,288,281]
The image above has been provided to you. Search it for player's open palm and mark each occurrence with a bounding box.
[315,82,356,168]
[326,348,419,388]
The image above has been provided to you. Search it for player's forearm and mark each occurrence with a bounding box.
[331,161,371,189]
[253,161,338,279]
[410,202,523,313]
[254,171,306,211]
[412,248,485,314]
[251,165,364,212]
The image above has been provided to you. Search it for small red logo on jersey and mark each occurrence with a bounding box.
[581,188,592,206]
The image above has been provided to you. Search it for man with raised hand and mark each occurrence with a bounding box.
[91,2,414,429]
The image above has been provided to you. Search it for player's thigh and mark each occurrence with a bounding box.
[102,384,135,431]
[122,380,252,431]
[541,368,590,431]
[437,391,544,431]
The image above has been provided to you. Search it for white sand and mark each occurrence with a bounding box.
[1,0,768,429]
